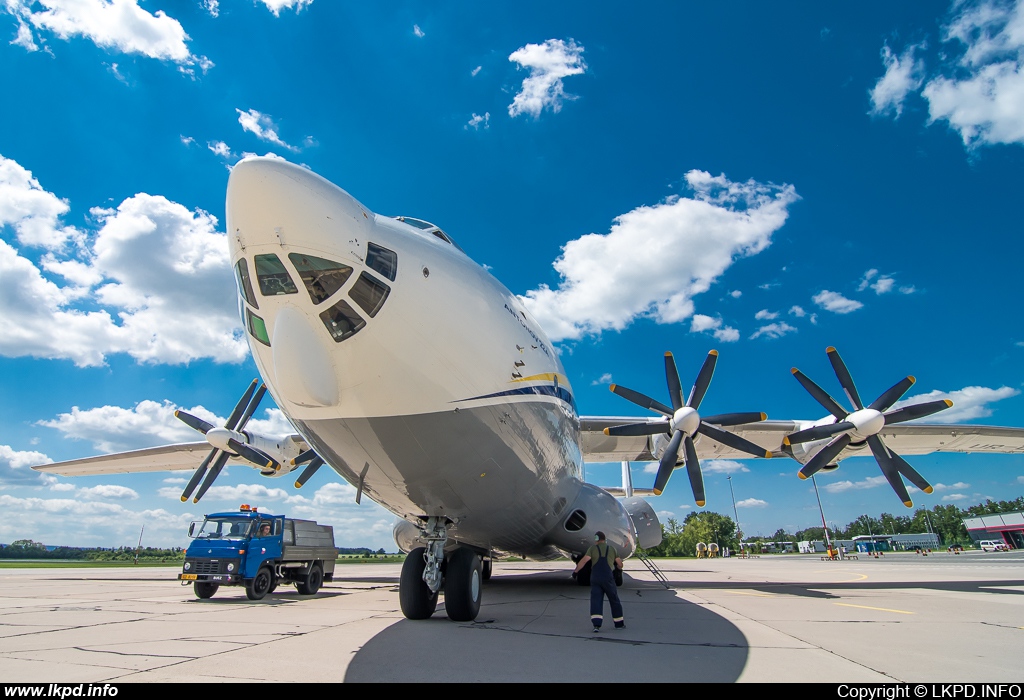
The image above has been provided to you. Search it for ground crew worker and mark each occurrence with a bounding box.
[572,531,624,632]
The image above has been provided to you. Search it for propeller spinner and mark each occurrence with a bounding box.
[786,346,953,507]
[604,350,771,506]
[174,379,277,503]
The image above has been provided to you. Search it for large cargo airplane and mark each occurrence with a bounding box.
[34,157,1024,621]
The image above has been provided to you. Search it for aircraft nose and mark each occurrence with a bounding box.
[226,156,373,251]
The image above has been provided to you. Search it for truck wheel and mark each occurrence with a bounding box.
[246,566,273,601]
[297,564,323,595]
[399,547,437,620]
[194,582,219,599]
[444,547,482,622]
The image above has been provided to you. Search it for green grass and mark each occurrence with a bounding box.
[0,560,183,568]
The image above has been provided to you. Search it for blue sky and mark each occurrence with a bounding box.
[2,1,1024,550]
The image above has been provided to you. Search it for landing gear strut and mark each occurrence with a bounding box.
[397,517,483,622]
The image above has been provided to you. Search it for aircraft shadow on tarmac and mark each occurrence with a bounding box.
[345,570,749,683]
[660,579,1024,600]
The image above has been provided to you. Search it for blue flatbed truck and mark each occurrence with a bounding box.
[179,504,337,600]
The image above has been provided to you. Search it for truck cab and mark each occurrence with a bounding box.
[180,504,336,600]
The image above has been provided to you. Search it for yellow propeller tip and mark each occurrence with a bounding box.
[709,349,718,356]
[174,410,180,417]
[664,351,673,358]
[608,383,617,392]
[653,489,663,496]
[602,428,611,436]
[924,486,934,494]
[759,412,767,421]
[908,375,917,383]
[294,482,302,489]
[903,501,914,508]
[790,367,799,374]
[783,436,791,446]
[696,500,706,507]
[944,399,954,407]
[826,346,837,353]
[764,451,773,459]
[192,498,200,504]
[798,472,808,480]
[180,496,187,502]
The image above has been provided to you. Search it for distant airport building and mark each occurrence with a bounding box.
[848,533,940,552]
[961,511,1024,549]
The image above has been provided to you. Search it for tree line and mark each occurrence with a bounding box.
[641,496,1024,557]
[0,540,185,561]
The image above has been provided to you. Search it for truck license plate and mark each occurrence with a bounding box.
[179,574,197,580]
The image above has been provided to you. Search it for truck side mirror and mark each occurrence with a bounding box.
[188,522,196,537]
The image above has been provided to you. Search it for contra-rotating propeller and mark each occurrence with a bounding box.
[604,350,772,506]
[786,346,953,507]
[174,379,277,503]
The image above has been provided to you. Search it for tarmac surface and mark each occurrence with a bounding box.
[0,550,1022,683]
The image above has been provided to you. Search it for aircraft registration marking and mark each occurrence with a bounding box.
[834,603,914,615]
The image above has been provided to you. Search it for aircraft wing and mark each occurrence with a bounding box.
[580,417,1024,463]
[580,417,798,462]
[33,442,235,477]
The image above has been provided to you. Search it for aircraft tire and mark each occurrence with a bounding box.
[246,566,273,601]
[399,547,438,619]
[297,564,323,595]
[444,547,482,622]
[194,582,218,599]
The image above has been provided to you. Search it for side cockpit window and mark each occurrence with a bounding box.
[366,242,397,282]
[288,253,353,304]
[254,254,298,297]
[349,272,390,318]
[319,299,365,342]
[246,308,271,346]
[234,258,258,309]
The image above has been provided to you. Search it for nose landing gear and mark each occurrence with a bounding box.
[397,517,483,622]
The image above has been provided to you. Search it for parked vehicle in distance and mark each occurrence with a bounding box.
[179,504,336,600]
[978,540,1009,552]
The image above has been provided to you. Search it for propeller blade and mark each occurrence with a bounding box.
[174,410,215,435]
[798,433,852,479]
[883,399,953,425]
[686,350,718,410]
[180,448,217,502]
[682,435,705,507]
[888,448,934,494]
[225,379,259,431]
[697,422,772,458]
[664,352,684,412]
[193,451,229,503]
[235,384,267,431]
[867,435,913,507]
[791,368,848,420]
[609,384,674,417]
[653,431,684,495]
[291,448,318,466]
[228,438,277,471]
[702,412,767,427]
[295,456,324,488]
[785,421,854,445]
[604,422,671,437]
[868,376,916,412]
[827,346,863,410]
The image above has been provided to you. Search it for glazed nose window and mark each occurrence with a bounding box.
[366,242,398,281]
[254,254,298,296]
[288,253,354,305]
[319,298,366,342]
[348,271,390,318]
[234,258,259,309]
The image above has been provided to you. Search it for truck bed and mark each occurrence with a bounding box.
[282,519,336,574]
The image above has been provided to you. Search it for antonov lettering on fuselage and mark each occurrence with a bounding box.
[35,157,1024,622]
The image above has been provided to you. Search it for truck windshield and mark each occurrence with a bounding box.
[195,517,252,539]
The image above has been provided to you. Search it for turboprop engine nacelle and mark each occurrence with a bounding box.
[622,496,662,549]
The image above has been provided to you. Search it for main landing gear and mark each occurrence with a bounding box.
[398,517,482,622]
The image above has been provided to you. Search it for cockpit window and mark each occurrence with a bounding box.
[366,242,397,282]
[288,253,353,304]
[234,258,258,309]
[394,216,463,252]
[349,272,390,318]
[246,308,271,346]
[319,299,365,342]
[254,254,298,297]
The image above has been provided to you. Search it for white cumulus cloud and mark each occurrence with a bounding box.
[258,0,313,16]
[236,109,299,152]
[508,38,587,119]
[822,475,888,493]
[689,315,740,343]
[0,444,51,485]
[890,386,1019,423]
[813,290,863,314]
[755,309,778,320]
[521,171,799,341]
[749,322,797,340]
[736,497,768,508]
[5,0,212,75]
[869,43,925,117]
[702,460,750,474]
[465,112,490,130]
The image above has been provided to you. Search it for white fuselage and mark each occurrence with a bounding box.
[225,157,634,559]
